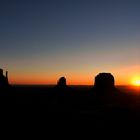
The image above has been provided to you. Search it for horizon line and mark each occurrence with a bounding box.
[11,84,133,86]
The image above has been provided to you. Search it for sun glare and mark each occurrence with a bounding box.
[132,77,140,86]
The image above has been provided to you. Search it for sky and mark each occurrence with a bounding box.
[0,0,140,85]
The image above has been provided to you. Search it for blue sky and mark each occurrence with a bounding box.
[0,0,140,85]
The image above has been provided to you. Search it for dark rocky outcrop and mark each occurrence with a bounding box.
[0,68,9,88]
[57,77,67,87]
[94,73,115,90]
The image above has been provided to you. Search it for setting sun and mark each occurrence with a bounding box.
[134,80,140,86]
[132,77,140,86]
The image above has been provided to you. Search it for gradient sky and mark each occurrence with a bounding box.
[0,0,140,85]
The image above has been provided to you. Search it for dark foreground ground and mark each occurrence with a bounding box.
[0,85,140,130]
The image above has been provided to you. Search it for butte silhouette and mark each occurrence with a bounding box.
[0,68,9,89]
[91,73,118,96]
[53,76,71,94]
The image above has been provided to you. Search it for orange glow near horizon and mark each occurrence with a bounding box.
[9,74,131,85]
[10,76,93,85]
[8,65,140,86]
